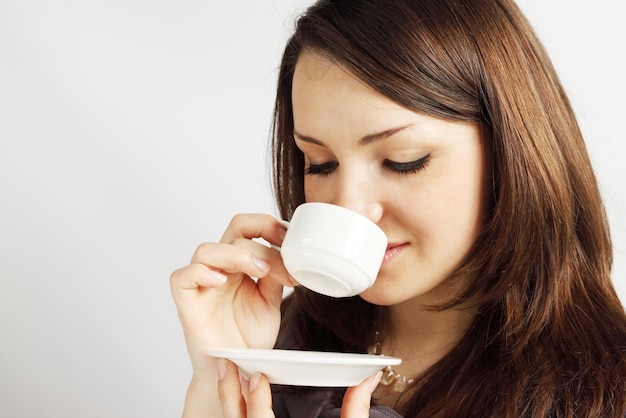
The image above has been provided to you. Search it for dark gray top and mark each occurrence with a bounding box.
[271,319,403,418]
[272,388,403,418]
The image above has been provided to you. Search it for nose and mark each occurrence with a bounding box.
[329,170,384,224]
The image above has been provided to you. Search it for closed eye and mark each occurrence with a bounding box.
[383,154,430,175]
[305,161,338,176]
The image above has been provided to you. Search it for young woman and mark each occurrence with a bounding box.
[170,0,626,416]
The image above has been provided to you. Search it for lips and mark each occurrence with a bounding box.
[383,242,408,264]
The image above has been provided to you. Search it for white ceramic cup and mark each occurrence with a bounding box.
[279,202,388,298]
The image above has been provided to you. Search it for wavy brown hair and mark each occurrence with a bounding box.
[270,0,626,416]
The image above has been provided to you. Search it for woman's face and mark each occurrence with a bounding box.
[291,52,489,306]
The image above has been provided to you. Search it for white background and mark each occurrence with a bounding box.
[0,1,624,417]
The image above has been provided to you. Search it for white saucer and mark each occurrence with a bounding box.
[207,348,401,387]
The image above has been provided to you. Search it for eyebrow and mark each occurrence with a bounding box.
[293,124,414,147]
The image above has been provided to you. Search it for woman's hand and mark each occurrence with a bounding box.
[217,359,383,418]
[170,214,296,415]
[217,359,275,418]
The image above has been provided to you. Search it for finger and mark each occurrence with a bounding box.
[340,371,382,418]
[229,238,295,287]
[191,242,271,279]
[192,240,296,288]
[170,263,227,292]
[247,373,275,418]
[187,243,285,309]
[217,359,246,418]
[239,371,250,404]
[222,238,295,304]
[221,213,287,248]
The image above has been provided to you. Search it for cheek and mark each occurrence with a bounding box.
[303,179,315,202]
[404,167,486,244]
[434,173,487,251]
[303,177,328,203]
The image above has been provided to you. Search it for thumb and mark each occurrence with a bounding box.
[246,373,275,418]
[340,371,382,418]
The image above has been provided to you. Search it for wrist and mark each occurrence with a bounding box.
[190,356,219,382]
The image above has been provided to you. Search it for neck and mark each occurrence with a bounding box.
[371,300,476,407]
[383,299,476,377]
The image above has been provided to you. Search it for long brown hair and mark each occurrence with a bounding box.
[271,0,626,416]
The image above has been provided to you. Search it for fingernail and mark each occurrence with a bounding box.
[369,371,383,393]
[253,257,270,273]
[217,358,228,381]
[249,373,261,392]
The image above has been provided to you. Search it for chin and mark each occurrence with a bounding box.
[359,284,407,306]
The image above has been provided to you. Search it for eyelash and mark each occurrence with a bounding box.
[305,154,431,176]
[383,155,430,175]
[305,161,338,176]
